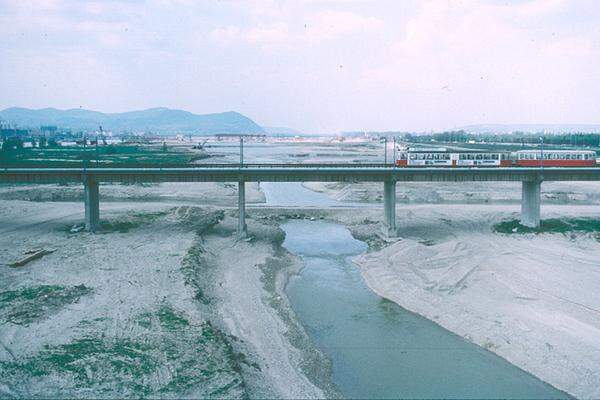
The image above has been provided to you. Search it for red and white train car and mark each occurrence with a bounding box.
[396,149,597,167]
[513,150,596,167]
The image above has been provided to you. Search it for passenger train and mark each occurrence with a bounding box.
[395,149,597,167]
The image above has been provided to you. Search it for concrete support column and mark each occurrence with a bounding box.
[521,180,541,228]
[84,177,100,232]
[383,180,397,237]
[238,180,247,238]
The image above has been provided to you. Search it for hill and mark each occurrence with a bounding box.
[0,107,265,135]
[456,124,600,134]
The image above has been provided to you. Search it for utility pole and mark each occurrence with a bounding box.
[96,126,102,167]
[83,134,87,172]
[240,136,244,167]
[393,136,397,168]
[539,136,544,172]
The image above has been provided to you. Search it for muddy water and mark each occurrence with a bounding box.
[263,183,568,399]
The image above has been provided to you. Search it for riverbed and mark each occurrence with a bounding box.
[262,182,568,399]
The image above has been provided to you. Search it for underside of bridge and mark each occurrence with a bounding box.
[521,180,541,228]
[80,178,542,237]
[383,180,397,237]
[238,180,247,238]
[84,177,100,233]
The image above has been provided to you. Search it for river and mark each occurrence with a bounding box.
[261,182,568,399]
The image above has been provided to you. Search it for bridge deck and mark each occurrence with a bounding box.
[1,166,599,183]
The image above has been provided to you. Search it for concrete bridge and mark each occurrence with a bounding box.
[1,165,599,237]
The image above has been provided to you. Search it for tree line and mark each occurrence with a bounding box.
[402,131,600,147]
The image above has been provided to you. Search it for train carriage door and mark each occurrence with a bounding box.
[451,153,458,167]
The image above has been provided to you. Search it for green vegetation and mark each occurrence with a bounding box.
[157,304,190,330]
[494,218,600,239]
[0,144,198,168]
[0,285,92,325]
[0,306,249,398]
[404,130,600,150]
[97,211,168,233]
[60,211,169,234]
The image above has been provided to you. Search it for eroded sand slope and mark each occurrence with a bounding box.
[354,205,600,399]
[0,200,326,398]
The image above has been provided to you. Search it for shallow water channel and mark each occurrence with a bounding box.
[262,182,568,399]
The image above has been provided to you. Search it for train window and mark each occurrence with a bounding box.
[492,154,498,160]
[576,154,582,160]
[566,154,571,160]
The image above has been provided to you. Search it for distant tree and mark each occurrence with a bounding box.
[14,138,24,151]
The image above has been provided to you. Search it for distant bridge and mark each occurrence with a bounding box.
[2,165,599,237]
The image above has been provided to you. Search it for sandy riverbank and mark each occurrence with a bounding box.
[0,199,328,398]
[345,204,600,399]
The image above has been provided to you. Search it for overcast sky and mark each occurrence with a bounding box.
[1,0,599,133]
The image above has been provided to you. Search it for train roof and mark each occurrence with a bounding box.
[515,149,596,153]
[404,149,504,153]
[402,149,596,154]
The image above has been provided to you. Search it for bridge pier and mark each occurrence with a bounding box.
[238,180,247,238]
[383,180,397,237]
[521,180,541,228]
[84,177,100,232]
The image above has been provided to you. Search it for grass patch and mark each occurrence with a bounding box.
[57,211,168,234]
[98,211,168,233]
[493,218,600,237]
[0,285,92,325]
[157,304,190,330]
[1,309,249,398]
[0,144,196,168]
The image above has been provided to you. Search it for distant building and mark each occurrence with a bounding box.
[0,128,31,138]
[40,125,58,134]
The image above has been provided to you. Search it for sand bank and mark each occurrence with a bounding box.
[352,204,600,399]
[0,200,327,398]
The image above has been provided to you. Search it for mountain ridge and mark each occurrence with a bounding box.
[0,107,265,135]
